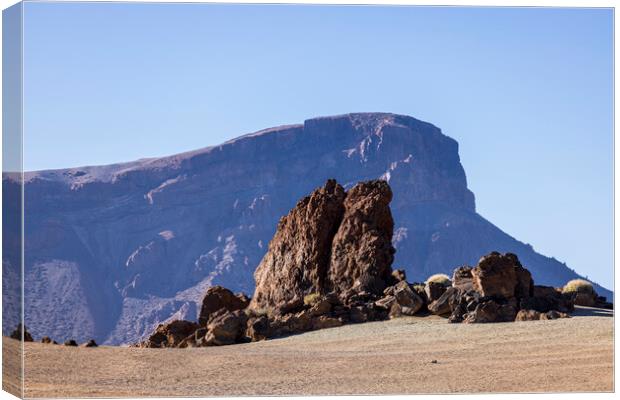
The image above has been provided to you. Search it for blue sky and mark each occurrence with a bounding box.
[21,3,613,288]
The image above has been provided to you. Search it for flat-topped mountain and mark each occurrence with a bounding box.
[2,112,610,345]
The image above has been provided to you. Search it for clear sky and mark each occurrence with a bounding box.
[20,3,613,288]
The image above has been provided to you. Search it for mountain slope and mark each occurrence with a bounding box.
[3,112,611,344]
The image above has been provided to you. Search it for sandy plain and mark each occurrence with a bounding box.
[3,306,613,398]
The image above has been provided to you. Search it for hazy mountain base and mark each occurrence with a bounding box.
[3,113,611,345]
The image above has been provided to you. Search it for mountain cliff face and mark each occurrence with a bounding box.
[3,112,610,344]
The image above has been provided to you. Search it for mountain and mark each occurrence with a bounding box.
[2,112,611,345]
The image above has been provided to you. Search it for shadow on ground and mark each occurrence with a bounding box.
[572,306,614,318]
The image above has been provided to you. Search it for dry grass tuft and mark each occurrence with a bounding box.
[562,279,594,294]
[425,273,451,286]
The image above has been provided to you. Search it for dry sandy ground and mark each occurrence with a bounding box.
[4,306,613,398]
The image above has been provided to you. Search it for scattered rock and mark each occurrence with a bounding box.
[82,339,98,347]
[141,320,200,348]
[205,310,248,346]
[41,336,53,344]
[424,281,447,303]
[10,324,33,342]
[199,286,250,326]
[471,252,518,298]
[64,340,78,346]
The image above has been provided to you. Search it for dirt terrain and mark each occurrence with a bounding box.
[5,307,613,397]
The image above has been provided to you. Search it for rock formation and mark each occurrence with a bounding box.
[136,180,596,350]
[6,112,611,345]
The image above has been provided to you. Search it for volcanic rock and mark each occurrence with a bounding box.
[328,180,395,297]
[471,252,518,298]
[249,179,346,314]
[452,266,474,291]
[10,324,33,342]
[141,320,200,348]
[250,179,395,316]
[428,287,460,316]
[425,281,448,303]
[205,310,248,346]
[199,286,250,326]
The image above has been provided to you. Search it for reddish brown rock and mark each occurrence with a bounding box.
[329,180,395,297]
[141,320,200,348]
[205,310,248,346]
[249,180,346,313]
[428,287,460,316]
[392,281,423,315]
[452,266,474,291]
[424,281,448,303]
[471,252,518,298]
[199,286,250,326]
[249,179,395,317]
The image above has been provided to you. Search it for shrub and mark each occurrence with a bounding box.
[426,273,451,287]
[562,279,595,295]
[303,292,321,306]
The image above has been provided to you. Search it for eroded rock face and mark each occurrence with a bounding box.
[250,179,395,314]
[249,179,346,314]
[328,180,395,297]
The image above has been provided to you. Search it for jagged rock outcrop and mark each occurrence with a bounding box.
[6,112,611,345]
[249,180,346,314]
[250,179,395,315]
[328,180,395,297]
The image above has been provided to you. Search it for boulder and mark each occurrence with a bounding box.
[424,281,447,303]
[64,340,78,346]
[10,324,33,342]
[428,287,460,316]
[392,281,423,315]
[246,316,271,341]
[199,286,250,326]
[452,266,474,291]
[471,252,517,299]
[520,285,574,313]
[41,336,53,344]
[205,310,248,346]
[142,320,200,348]
[82,339,98,347]
[572,292,596,307]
